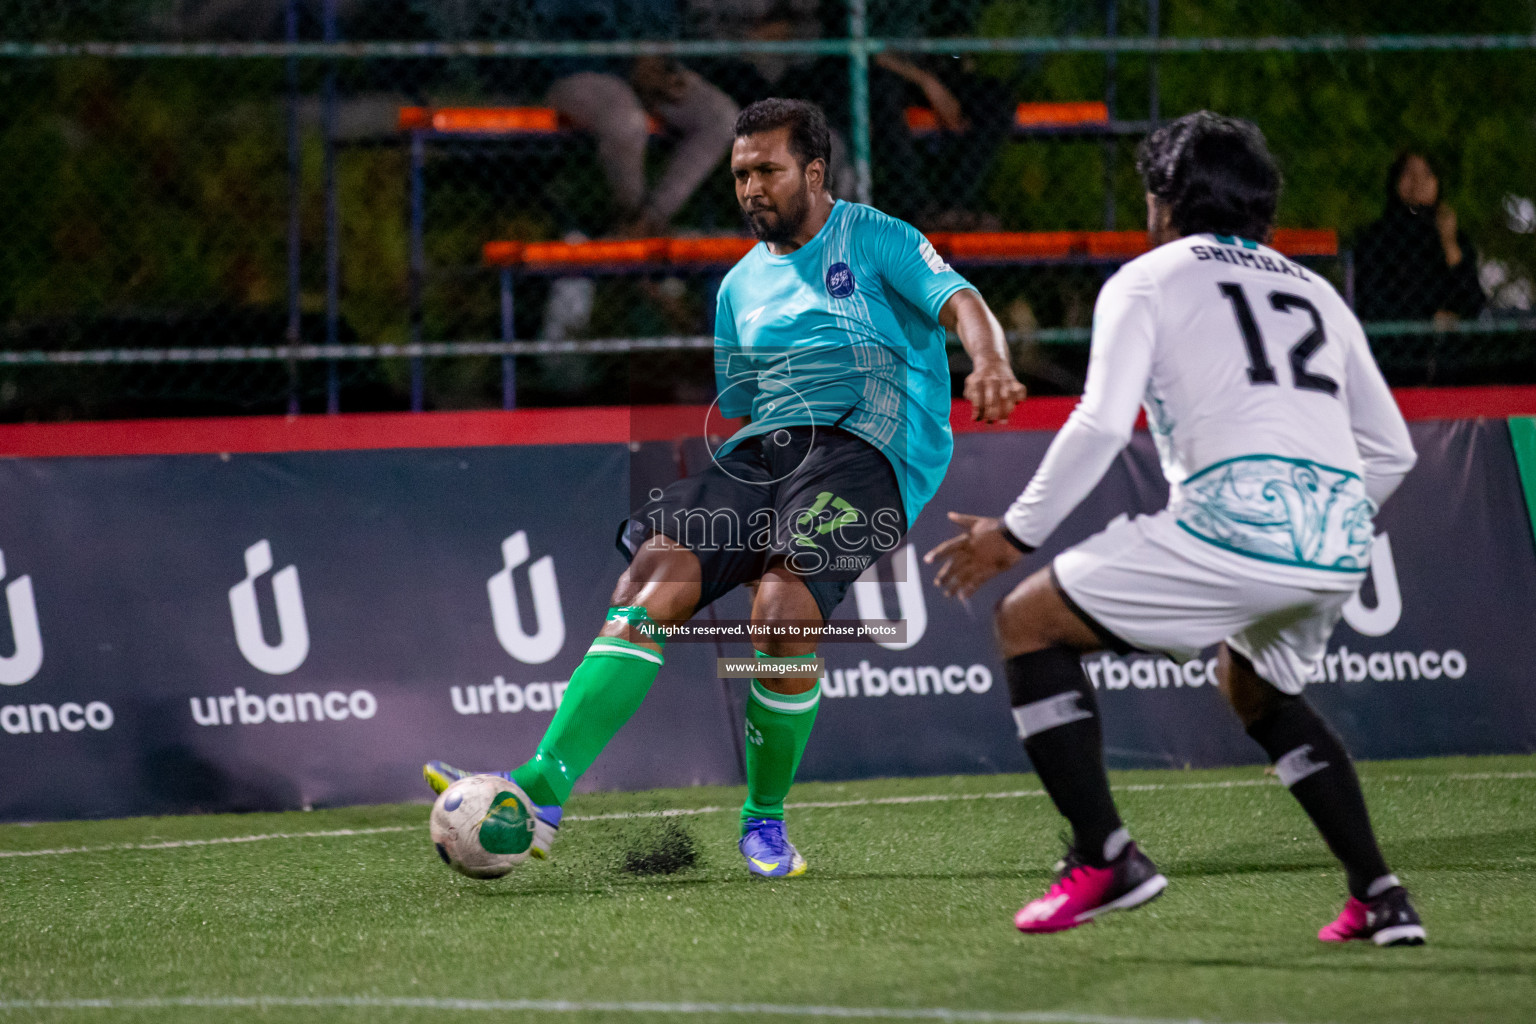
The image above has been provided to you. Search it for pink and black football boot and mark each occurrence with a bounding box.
[1318,883,1426,946]
[1014,841,1168,934]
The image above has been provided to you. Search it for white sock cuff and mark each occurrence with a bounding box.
[749,680,820,714]
[1012,691,1093,739]
[1367,873,1401,899]
[1102,827,1131,863]
[587,637,664,665]
[1274,743,1330,787]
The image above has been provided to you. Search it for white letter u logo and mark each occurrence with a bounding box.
[853,545,927,651]
[1342,533,1402,638]
[229,540,310,675]
[488,531,565,665]
[0,549,44,686]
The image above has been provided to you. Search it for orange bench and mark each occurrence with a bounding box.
[401,102,1126,140]
[483,228,1338,272]
[906,101,1135,137]
[406,101,1146,332]
[400,106,664,137]
[481,228,1339,407]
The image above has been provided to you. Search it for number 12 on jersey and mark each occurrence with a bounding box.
[1217,282,1339,396]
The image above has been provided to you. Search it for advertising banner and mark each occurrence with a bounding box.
[0,416,1532,821]
[0,443,737,821]
[804,420,1536,778]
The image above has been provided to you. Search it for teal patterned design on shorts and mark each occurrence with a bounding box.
[1174,455,1376,572]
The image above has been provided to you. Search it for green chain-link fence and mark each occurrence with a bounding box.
[1,1,1533,419]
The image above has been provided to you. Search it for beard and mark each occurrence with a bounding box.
[742,181,811,245]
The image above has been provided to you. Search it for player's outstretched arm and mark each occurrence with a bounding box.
[941,289,1026,423]
[1342,319,1417,506]
[923,512,1024,601]
[1000,264,1155,552]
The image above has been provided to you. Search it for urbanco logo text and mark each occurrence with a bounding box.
[0,548,44,686]
[451,676,569,716]
[820,661,992,698]
[229,540,310,675]
[488,531,565,664]
[1,700,113,735]
[190,686,377,726]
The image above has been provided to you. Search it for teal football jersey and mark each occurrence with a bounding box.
[713,200,973,527]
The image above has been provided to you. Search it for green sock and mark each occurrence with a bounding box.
[741,668,821,832]
[511,635,663,807]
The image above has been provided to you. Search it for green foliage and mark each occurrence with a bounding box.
[973,41,1535,295]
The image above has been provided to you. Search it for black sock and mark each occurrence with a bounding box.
[1246,695,1393,901]
[1006,647,1126,867]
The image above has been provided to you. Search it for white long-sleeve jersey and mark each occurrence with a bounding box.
[1004,233,1417,578]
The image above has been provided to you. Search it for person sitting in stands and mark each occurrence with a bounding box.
[1355,151,1485,327]
[684,0,856,199]
[533,0,739,236]
[866,0,1013,229]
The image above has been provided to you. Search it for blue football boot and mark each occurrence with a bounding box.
[739,817,808,878]
[423,760,563,859]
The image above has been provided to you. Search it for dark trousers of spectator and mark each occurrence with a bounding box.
[548,70,738,229]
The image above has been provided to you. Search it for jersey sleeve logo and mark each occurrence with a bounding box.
[825,262,856,298]
[918,239,951,274]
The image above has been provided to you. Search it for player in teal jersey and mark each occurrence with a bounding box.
[425,99,1025,877]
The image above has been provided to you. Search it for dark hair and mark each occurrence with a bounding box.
[1385,150,1440,208]
[734,98,832,177]
[1136,111,1281,241]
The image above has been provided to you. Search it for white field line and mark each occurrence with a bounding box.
[0,770,1529,861]
[0,825,414,859]
[0,995,1321,1024]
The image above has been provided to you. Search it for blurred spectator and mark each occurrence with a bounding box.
[866,1,1013,228]
[1355,151,1485,326]
[532,0,739,236]
[684,0,856,199]
[688,0,1011,224]
[687,0,820,100]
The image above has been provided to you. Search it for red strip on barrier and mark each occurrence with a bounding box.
[950,396,1082,433]
[4,387,1528,458]
[1391,386,1536,421]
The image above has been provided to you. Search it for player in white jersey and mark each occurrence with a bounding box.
[925,112,1426,945]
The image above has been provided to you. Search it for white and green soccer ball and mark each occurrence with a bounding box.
[429,774,538,879]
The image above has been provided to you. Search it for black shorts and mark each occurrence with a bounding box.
[616,427,907,621]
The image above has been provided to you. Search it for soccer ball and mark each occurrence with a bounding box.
[429,774,539,879]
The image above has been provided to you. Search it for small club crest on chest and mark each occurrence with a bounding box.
[825,262,856,298]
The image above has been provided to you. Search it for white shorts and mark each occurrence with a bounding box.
[1052,511,1361,695]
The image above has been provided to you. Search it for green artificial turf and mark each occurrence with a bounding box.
[2,755,1534,1024]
